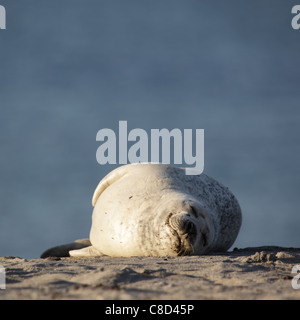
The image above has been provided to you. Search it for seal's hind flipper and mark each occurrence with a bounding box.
[40,238,91,258]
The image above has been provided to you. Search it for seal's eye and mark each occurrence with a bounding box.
[190,206,198,217]
[202,233,207,247]
[184,220,196,235]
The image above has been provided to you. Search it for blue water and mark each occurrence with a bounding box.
[0,1,300,258]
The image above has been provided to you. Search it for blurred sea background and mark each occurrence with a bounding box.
[0,1,300,258]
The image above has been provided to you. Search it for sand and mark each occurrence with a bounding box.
[1,246,300,300]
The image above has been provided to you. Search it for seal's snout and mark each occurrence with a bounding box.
[169,214,196,236]
[168,213,198,255]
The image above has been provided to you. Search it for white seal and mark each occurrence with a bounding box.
[41,163,242,258]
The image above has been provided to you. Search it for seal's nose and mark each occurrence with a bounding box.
[168,213,197,255]
[169,214,196,236]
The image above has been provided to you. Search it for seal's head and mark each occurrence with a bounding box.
[166,200,215,255]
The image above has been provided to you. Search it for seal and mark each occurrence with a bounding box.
[41,163,242,258]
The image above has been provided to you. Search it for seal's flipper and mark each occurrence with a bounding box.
[40,238,91,258]
[92,164,132,206]
[69,245,105,257]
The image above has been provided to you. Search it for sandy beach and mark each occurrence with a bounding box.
[0,246,300,300]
